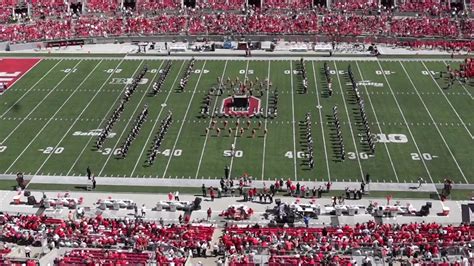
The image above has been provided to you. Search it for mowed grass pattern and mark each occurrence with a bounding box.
[0,58,472,184]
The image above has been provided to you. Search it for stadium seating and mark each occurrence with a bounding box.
[398,0,450,14]
[331,0,378,11]
[0,7,12,23]
[0,0,471,50]
[197,0,245,10]
[138,0,181,11]
[221,222,474,260]
[263,0,312,9]
[30,0,67,17]
[0,213,214,250]
[57,249,152,265]
[86,0,120,13]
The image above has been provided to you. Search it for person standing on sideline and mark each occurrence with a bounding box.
[174,191,180,201]
[141,204,146,217]
[207,207,212,221]
[418,177,424,189]
[86,166,92,180]
[92,176,96,190]
[24,246,31,258]
[304,215,310,228]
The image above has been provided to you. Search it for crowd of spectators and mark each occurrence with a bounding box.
[86,0,120,13]
[398,0,450,15]
[331,0,378,11]
[57,249,152,265]
[222,222,473,265]
[30,0,67,18]
[197,0,246,10]
[0,213,214,255]
[0,10,472,44]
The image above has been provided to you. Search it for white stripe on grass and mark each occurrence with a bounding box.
[333,61,365,180]
[130,61,186,177]
[311,61,331,181]
[375,60,440,196]
[400,61,468,184]
[66,59,141,176]
[355,61,399,182]
[228,61,250,179]
[33,60,107,175]
[0,60,63,120]
[162,61,208,178]
[260,60,271,181]
[98,61,164,176]
[3,60,89,174]
[420,61,473,139]
[194,60,229,179]
[1,60,75,145]
[290,62,298,180]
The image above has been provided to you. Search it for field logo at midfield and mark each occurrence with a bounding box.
[220,96,261,117]
[346,80,383,87]
[0,58,41,93]
[109,78,148,85]
[73,129,116,138]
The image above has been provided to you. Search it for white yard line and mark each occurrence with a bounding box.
[3,59,92,174]
[333,62,365,180]
[34,59,122,175]
[98,61,164,176]
[375,60,439,192]
[0,60,63,119]
[311,61,331,181]
[355,62,399,182]
[442,61,473,100]
[0,60,80,145]
[194,60,229,179]
[399,62,469,184]
[161,61,207,178]
[65,59,142,176]
[260,61,271,181]
[228,61,249,180]
[420,61,473,139]
[290,62,298,181]
[130,61,186,177]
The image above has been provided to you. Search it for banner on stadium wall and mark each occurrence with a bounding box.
[46,40,85,48]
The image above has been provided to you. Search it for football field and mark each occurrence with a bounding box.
[0,57,472,185]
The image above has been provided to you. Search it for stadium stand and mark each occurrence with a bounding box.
[222,222,473,265]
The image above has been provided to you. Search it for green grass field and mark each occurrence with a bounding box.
[0,58,472,185]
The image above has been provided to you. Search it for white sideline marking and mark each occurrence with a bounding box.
[162,61,208,178]
[130,61,186,177]
[98,61,164,176]
[333,61,364,180]
[194,60,229,179]
[311,61,331,181]
[66,59,140,176]
[355,62,399,182]
[400,62,468,184]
